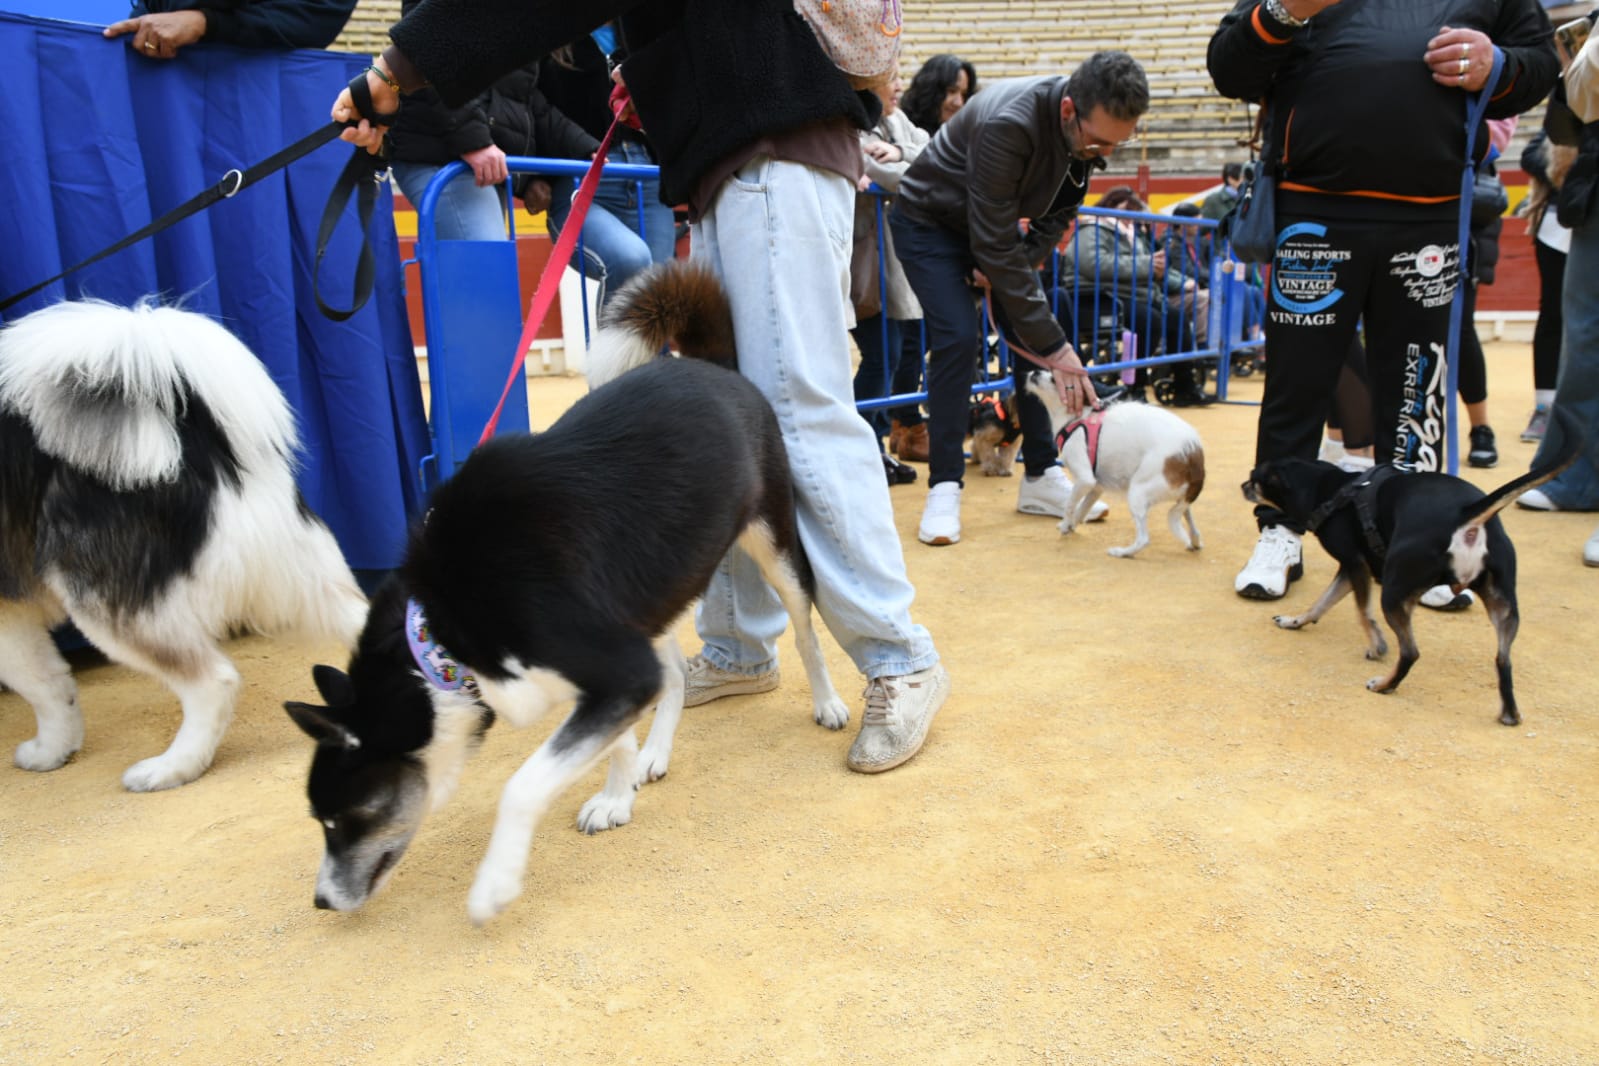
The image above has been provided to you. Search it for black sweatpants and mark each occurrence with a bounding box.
[1253,213,1461,531]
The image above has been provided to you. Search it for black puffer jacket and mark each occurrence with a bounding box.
[384,0,876,207]
[386,0,596,174]
[1208,0,1558,222]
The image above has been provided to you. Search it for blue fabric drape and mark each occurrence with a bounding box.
[0,12,428,572]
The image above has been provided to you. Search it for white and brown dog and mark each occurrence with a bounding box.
[1026,371,1205,557]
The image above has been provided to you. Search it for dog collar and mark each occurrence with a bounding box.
[1055,407,1106,471]
[405,599,479,699]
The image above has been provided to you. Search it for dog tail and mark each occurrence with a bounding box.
[585,260,738,389]
[0,298,298,491]
[1460,405,1583,528]
[1173,443,1206,503]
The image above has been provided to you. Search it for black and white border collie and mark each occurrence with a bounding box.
[286,261,848,925]
[0,300,367,791]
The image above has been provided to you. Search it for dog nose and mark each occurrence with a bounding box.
[314,893,333,910]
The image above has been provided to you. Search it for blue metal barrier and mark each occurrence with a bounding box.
[410,166,1268,492]
[849,192,1266,425]
[411,156,657,491]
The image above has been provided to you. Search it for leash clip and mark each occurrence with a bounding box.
[219,169,244,198]
[371,165,391,185]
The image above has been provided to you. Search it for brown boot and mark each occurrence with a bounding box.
[888,419,907,456]
[896,422,930,463]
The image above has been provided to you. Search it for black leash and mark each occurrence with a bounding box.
[0,74,395,320]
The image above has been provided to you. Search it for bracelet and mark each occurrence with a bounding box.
[365,63,401,94]
[1263,0,1308,29]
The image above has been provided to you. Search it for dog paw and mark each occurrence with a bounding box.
[1366,676,1395,694]
[813,696,850,731]
[14,739,77,772]
[1273,615,1303,630]
[577,791,635,835]
[467,864,523,926]
[1106,546,1138,558]
[121,755,205,792]
[1056,520,1076,536]
[636,745,670,785]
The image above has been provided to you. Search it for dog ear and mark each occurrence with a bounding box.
[312,663,357,708]
[285,701,361,750]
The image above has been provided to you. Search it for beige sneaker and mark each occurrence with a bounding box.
[846,664,950,773]
[682,654,779,708]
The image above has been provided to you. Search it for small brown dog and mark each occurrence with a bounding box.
[968,394,1022,476]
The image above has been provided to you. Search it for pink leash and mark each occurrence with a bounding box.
[477,87,638,444]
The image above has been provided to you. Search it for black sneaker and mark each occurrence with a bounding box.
[1467,425,1498,468]
[882,454,918,485]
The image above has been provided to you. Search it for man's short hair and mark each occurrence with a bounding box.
[1069,51,1150,122]
[1172,201,1202,218]
[1222,161,1244,182]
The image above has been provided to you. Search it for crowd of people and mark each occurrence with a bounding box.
[81,0,1599,775]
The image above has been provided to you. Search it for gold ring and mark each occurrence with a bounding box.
[1462,42,1470,59]
[144,40,156,50]
[1460,57,1468,74]
[1459,72,1466,86]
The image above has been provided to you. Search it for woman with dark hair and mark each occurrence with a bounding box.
[900,53,978,135]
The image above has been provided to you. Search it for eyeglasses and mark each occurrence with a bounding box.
[1072,114,1142,158]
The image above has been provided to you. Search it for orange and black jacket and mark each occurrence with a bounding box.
[1207,0,1558,222]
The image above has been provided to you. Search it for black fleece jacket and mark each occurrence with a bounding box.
[383,0,877,207]
[133,0,355,49]
[1208,0,1557,221]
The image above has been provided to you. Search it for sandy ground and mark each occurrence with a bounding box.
[3,343,1597,1066]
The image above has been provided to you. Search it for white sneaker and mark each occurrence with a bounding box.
[1017,466,1109,521]
[1517,488,1560,511]
[682,654,780,708]
[1337,455,1374,474]
[846,664,950,773]
[1420,584,1474,611]
[1234,525,1303,600]
[1318,437,1347,465]
[1586,524,1599,567]
[918,482,962,545]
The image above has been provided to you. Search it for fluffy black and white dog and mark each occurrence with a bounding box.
[0,300,367,791]
[286,261,849,925]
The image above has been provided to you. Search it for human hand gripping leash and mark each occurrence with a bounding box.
[0,68,399,316]
[982,291,1096,418]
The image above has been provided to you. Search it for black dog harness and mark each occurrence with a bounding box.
[1305,464,1402,560]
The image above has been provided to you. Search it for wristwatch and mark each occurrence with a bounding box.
[1262,0,1308,29]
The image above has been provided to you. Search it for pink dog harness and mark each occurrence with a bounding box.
[1055,408,1107,471]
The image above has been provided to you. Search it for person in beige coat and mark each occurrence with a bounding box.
[851,67,934,478]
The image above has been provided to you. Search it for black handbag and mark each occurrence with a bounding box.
[1470,165,1509,229]
[1222,104,1277,264]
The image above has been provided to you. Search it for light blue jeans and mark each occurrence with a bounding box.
[1530,204,1599,509]
[692,158,938,680]
[390,161,506,241]
[547,141,676,307]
